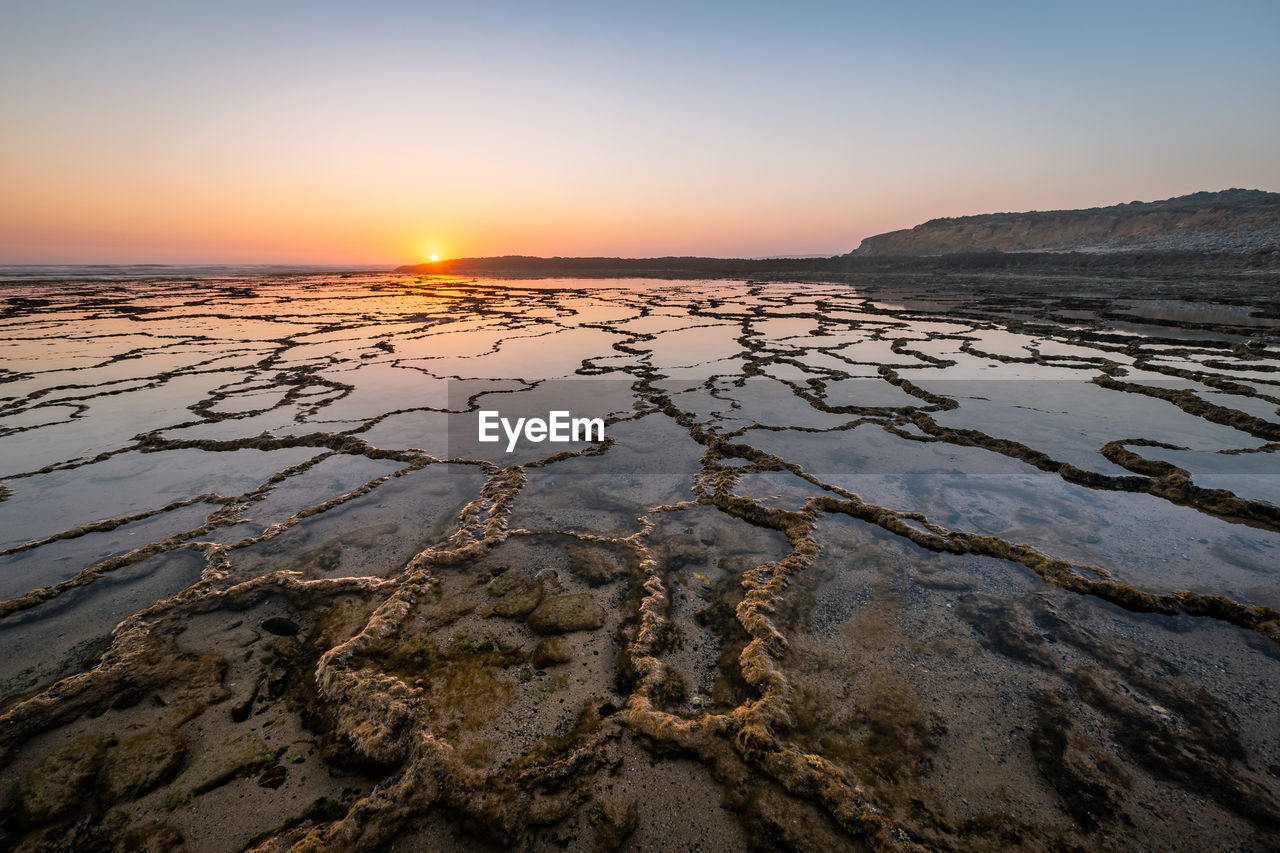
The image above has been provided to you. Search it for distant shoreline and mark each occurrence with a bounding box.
[395,250,1279,281]
[2,249,1275,285]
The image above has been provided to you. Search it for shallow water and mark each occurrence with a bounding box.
[0,273,1278,851]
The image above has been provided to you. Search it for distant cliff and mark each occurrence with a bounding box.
[852,189,1280,256]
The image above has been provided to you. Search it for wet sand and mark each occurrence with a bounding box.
[0,272,1278,851]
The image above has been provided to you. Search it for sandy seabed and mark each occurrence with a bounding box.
[0,273,1278,851]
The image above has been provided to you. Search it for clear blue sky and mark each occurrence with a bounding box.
[2,0,1277,262]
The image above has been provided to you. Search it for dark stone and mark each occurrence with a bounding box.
[261,617,300,636]
[258,766,287,789]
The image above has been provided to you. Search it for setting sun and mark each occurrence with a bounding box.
[429,254,439,262]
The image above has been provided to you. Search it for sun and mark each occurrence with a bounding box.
[429,254,439,262]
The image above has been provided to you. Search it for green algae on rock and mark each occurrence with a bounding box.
[15,733,107,827]
[526,593,608,634]
[101,729,186,802]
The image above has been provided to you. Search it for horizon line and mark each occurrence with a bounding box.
[0,253,847,267]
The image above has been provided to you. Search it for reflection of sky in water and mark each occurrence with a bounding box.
[1,275,1279,848]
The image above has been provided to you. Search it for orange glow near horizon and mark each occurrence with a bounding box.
[2,103,1273,265]
[0,171,1258,266]
[3,5,1277,265]
[5,90,1267,266]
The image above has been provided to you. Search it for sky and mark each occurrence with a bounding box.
[2,0,1278,264]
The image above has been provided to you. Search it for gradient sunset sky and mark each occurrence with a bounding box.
[3,1,1278,264]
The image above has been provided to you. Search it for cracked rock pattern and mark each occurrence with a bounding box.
[0,273,1278,851]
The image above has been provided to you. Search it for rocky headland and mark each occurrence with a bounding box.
[852,189,1280,256]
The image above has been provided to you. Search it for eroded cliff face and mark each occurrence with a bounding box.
[854,189,1280,255]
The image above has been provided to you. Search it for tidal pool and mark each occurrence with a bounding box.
[0,273,1277,851]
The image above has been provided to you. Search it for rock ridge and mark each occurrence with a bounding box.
[853,189,1280,256]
